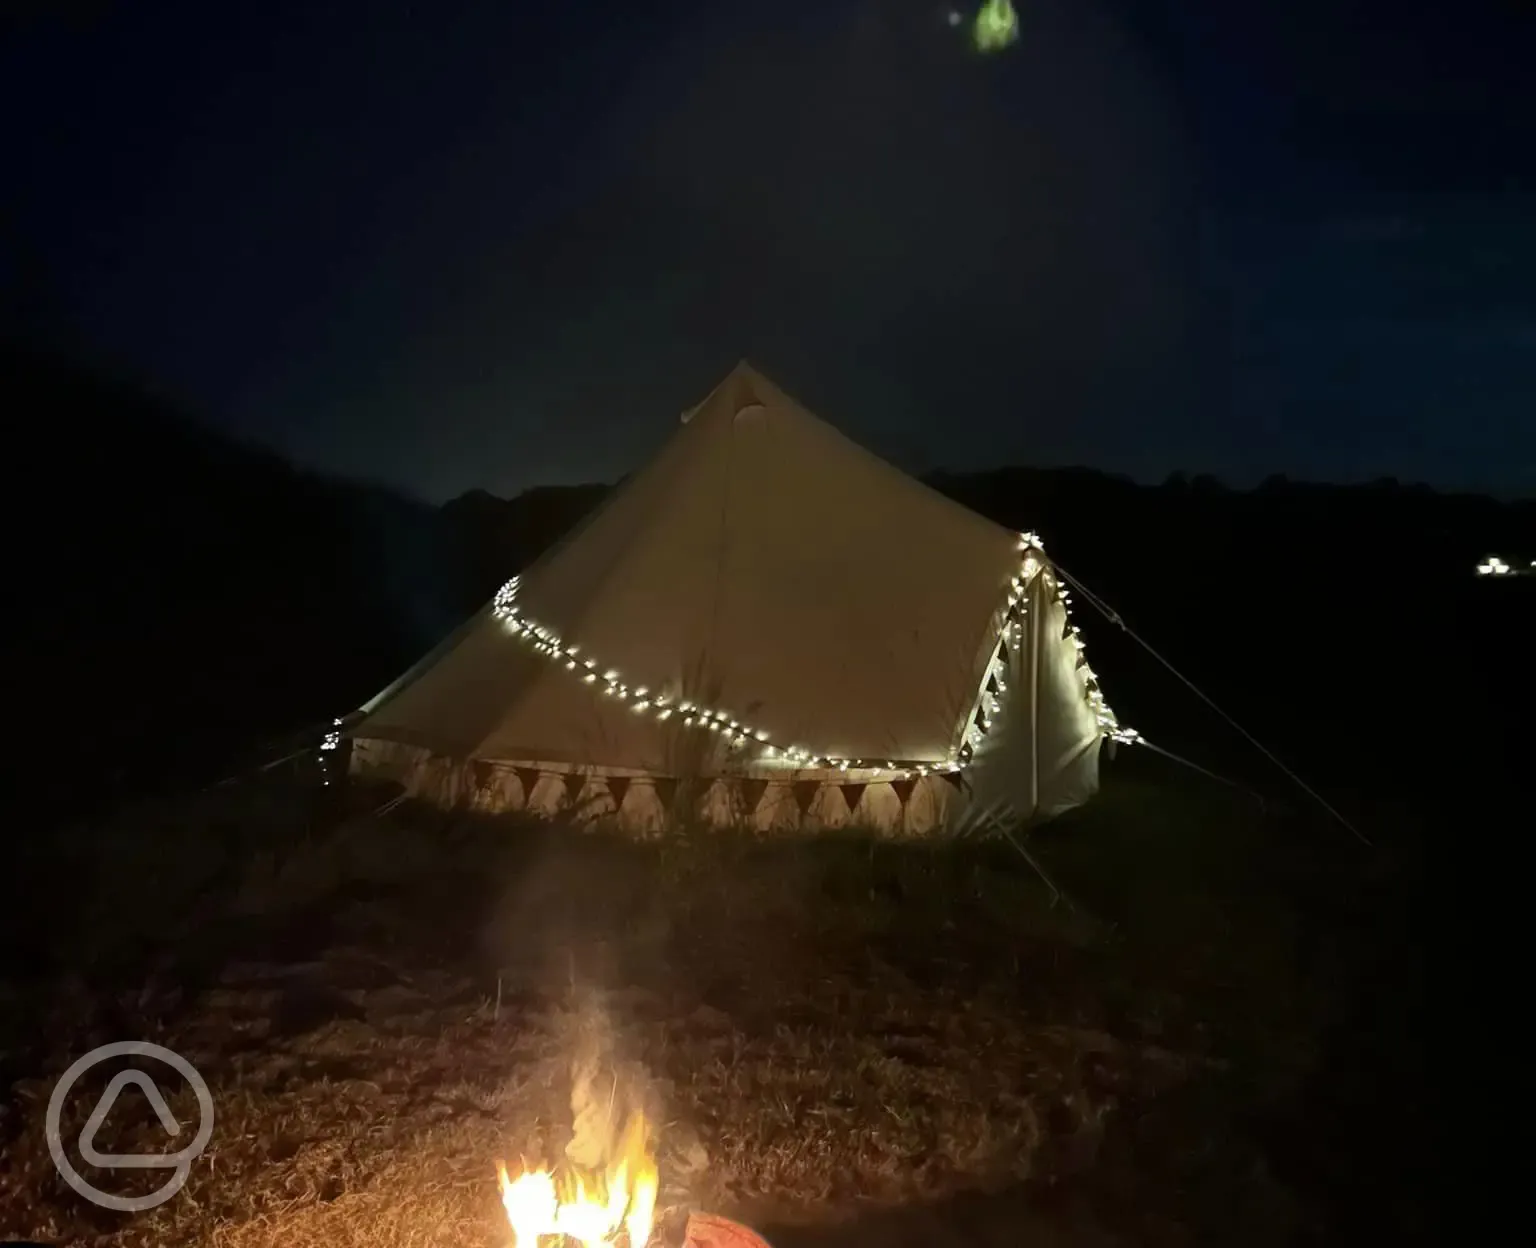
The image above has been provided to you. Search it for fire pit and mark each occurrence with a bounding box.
[495,1107,770,1248]
[496,1108,657,1248]
[495,994,773,1248]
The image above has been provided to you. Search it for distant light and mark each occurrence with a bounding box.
[946,9,963,27]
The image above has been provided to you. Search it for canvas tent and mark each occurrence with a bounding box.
[346,362,1132,833]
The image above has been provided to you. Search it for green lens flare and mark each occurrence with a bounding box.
[974,0,1019,53]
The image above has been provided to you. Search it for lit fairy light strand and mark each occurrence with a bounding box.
[490,576,819,759]
[1016,532,1139,748]
[318,716,344,785]
[488,534,1134,781]
[961,533,1138,759]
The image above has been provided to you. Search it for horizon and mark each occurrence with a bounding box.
[16,334,1532,508]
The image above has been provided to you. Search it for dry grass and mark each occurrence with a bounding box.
[0,772,1353,1247]
[6,967,1182,1248]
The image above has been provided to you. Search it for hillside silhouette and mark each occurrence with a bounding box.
[10,341,450,823]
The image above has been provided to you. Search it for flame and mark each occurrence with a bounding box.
[497,1109,659,1248]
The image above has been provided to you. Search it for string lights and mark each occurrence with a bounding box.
[1030,538,1140,748]
[486,529,1137,778]
[319,716,343,786]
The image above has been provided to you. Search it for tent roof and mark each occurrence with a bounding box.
[355,361,1027,769]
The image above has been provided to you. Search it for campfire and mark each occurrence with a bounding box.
[496,1107,658,1248]
[495,996,769,1248]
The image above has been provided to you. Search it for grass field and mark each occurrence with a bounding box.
[0,756,1425,1247]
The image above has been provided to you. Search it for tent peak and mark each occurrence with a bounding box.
[681,359,780,424]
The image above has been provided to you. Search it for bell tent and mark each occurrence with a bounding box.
[346,362,1132,832]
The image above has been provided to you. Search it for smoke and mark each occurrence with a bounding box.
[563,986,658,1172]
[565,989,621,1169]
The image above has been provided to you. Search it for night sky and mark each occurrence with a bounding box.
[5,0,1533,500]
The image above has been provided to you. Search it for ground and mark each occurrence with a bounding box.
[0,756,1426,1247]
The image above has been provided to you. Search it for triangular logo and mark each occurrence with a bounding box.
[79,1071,182,1167]
[652,777,678,810]
[562,772,585,807]
[514,767,541,800]
[792,780,820,815]
[889,777,916,806]
[840,783,867,815]
[939,770,966,793]
[607,776,632,810]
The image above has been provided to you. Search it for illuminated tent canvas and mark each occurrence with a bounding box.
[346,362,1131,833]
